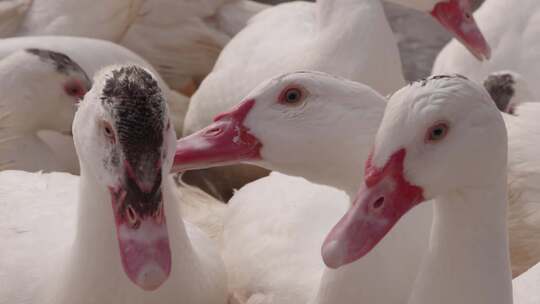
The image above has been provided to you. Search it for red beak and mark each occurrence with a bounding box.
[321,149,424,268]
[431,0,491,61]
[172,99,262,172]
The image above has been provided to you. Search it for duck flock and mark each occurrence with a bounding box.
[0,0,539,303]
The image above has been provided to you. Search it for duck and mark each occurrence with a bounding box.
[0,36,190,173]
[0,0,142,40]
[173,71,540,302]
[175,71,432,304]
[481,71,540,276]
[181,0,491,200]
[184,0,490,134]
[0,64,227,304]
[432,0,540,99]
[0,48,90,173]
[503,102,540,276]
[0,0,269,95]
[0,0,31,37]
[322,74,514,304]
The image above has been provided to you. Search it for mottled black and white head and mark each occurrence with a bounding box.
[73,65,175,291]
[0,48,91,133]
[483,71,533,114]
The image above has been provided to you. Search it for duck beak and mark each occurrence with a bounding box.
[109,163,171,291]
[172,99,262,172]
[321,149,424,268]
[431,0,491,61]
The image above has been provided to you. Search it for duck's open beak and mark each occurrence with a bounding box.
[321,149,424,268]
[109,163,171,291]
[431,0,491,61]
[172,99,262,172]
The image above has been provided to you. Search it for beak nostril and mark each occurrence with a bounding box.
[126,206,141,229]
[205,127,223,137]
[154,203,164,224]
[373,197,385,209]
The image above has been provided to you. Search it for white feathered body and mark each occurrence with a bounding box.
[184,0,404,134]
[0,170,227,304]
[432,0,540,99]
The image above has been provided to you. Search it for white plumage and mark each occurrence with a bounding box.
[433,0,540,99]
[0,0,269,93]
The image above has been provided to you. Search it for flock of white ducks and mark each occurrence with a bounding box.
[1,0,540,303]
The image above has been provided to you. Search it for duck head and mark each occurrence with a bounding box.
[0,48,91,135]
[321,74,507,268]
[73,65,176,291]
[173,71,386,190]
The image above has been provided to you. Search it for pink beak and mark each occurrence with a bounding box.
[109,167,171,291]
[172,99,262,172]
[431,0,491,61]
[322,149,424,268]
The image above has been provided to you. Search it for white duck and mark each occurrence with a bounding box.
[184,0,490,135]
[0,0,142,40]
[0,0,31,37]
[173,71,540,302]
[175,71,432,304]
[334,73,540,303]
[432,0,540,99]
[0,36,189,173]
[0,48,90,173]
[181,0,490,199]
[324,74,514,304]
[482,71,540,276]
[0,0,269,94]
[0,64,227,304]
[504,102,540,276]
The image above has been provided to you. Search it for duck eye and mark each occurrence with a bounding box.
[102,121,116,143]
[64,80,86,99]
[426,122,449,143]
[280,87,304,105]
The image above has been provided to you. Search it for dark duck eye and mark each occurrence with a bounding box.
[102,121,116,143]
[280,87,305,105]
[426,122,450,143]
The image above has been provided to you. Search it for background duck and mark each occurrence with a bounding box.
[0,0,269,95]
[182,0,491,201]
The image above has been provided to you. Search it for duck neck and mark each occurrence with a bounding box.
[409,180,513,304]
[305,107,384,198]
[315,0,405,95]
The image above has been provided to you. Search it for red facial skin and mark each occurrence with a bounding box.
[64,78,88,100]
[321,149,424,269]
[172,99,262,172]
[431,0,491,61]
